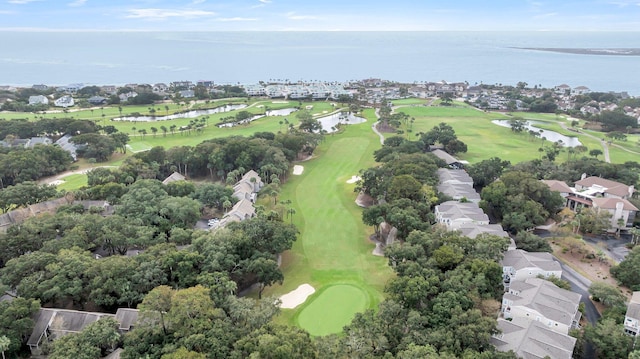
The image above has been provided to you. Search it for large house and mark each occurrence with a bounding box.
[624,291,640,337]
[493,317,576,359]
[501,249,562,290]
[544,175,638,233]
[217,170,264,228]
[55,134,79,161]
[431,149,465,169]
[501,278,581,335]
[28,95,49,106]
[54,95,74,108]
[434,201,489,230]
[436,182,481,203]
[27,308,138,355]
[437,168,473,186]
[457,223,509,239]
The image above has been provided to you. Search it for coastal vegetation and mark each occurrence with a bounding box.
[1,81,640,357]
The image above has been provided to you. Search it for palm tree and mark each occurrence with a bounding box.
[150,127,158,138]
[287,207,296,224]
[118,106,123,118]
[160,125,168,137]
[169,124,177,135]
[165,105,169,116]
[0,335,10,359]
[131,126,136,135]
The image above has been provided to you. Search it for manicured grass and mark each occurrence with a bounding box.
[56,174,88,191]
[267,110,393,332]
[296,284,368,336]
[391,98,428,106]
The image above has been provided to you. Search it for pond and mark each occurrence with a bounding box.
[266,108,297,117]
[113,104,248,122]
[492,119,582,147]
[317,112,366,133]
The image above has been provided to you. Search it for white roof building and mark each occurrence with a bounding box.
[501,278,581,335]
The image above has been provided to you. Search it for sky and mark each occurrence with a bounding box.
[0,0,639,31]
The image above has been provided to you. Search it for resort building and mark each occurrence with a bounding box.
[434,201,489,230]
[501,278,581,335]
[501,249,562,290]
[492,317,576,359]
[544,175,638,233]
[27,308,138,355]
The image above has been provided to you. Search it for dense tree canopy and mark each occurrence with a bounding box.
[480,170,564,233]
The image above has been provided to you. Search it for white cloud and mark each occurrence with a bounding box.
[217,17,258,22]
[7,0,41,4]
[607,0,640,6]
[259,0,272,3]
[68,0,86,7]
[192,0,205,4]
[286,12,320,20]
[533,12,558,19]
[126,8,216,19]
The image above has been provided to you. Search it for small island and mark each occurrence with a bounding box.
[513,47,640,56]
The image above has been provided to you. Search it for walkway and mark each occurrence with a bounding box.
[372,109,385,145]
[560,120,611,163]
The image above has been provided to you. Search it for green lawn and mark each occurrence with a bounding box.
[266,109,393,332]
[56,174,88,191]
[391,98,428,106]
[296,284,368,336]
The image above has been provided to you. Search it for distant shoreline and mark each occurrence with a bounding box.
[513,47,640,56]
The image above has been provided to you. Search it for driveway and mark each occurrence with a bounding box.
[556,258,599,359]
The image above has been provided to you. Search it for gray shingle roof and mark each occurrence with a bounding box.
[502,249,562,272]
[437,183,481,201]
[457,223,509,239]
[493,317,576,359]
[437,168,473,185]
[627,291,640,320]
[507,278,581,326]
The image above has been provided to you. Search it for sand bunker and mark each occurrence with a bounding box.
[346,175,361,184]
[279,284,316,309]
[293,165,304,175]
[50,180,65,186]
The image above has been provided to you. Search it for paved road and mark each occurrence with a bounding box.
[560,119,611,163]
[372,109,385,145]
[582,233,632,264]
[557,258,599,359]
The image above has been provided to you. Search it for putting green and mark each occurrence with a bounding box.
[297,284,368,336]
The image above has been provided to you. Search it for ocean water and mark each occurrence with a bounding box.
[1,31,639,95]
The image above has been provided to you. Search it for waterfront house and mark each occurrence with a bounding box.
[54,95,74,108]
[28,95,49,106]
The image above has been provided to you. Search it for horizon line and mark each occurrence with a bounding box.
[2,28,640,33]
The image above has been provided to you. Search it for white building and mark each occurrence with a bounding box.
[28,95,49,106]
[624,291,640,337]
[501,249,562,289]
[501,278,581,335]
[54,95,74,108]
[493,317,576,359]
[434,201,489,230]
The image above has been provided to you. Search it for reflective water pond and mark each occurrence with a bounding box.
[114,104,248,122]
[492,119,582,147]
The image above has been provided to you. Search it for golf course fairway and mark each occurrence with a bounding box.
[297,284,368,336]
[268,109,394,334]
